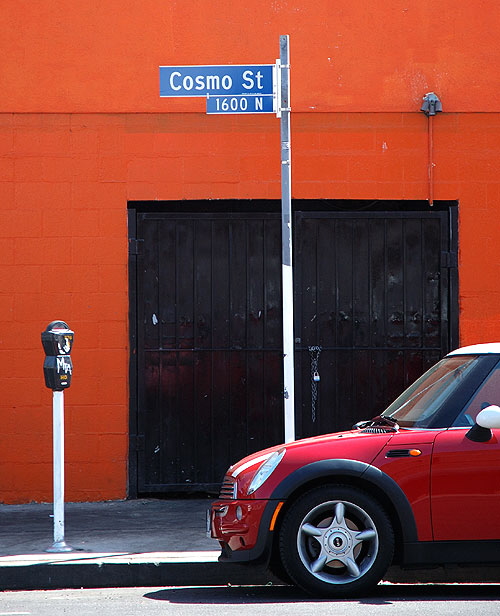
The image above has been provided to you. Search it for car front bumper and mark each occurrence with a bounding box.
[210,498,284,564]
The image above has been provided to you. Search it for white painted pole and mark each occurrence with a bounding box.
[46,390,72,552]
[279,35,295,443]
[53,390,64,543]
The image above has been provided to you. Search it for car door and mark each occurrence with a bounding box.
[430,361,500,541]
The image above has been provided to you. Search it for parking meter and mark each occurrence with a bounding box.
[42,321,74,391]
[41,320,75,552]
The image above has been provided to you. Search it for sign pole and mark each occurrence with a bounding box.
[279,35,295,443]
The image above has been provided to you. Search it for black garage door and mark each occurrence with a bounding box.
[128,201,458,494]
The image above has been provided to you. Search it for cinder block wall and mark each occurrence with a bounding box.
[1,1,500,502]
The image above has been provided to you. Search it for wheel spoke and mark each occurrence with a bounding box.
[345,557,361,578]
[334,502,345,525]
[310,554,328,573]
[355,528,376,542]
[301,523,322,537]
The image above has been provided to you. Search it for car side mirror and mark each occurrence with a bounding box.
[466,404,500,442]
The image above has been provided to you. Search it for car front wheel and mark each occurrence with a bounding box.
[279,485,394,597]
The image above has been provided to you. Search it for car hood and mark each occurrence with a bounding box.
[228,429,402,478]
[226,427,443,498]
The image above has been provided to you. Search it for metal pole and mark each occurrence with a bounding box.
[280,35,295,443]
[46,390,72,552]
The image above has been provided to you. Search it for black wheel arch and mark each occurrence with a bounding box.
[268,459,418,568]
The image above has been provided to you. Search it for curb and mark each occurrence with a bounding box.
[2,562,500,592]
[0,561,277,592]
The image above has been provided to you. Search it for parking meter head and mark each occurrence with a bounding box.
[41,321,74,356]
[41,321,74,390]
[43,355,73,391]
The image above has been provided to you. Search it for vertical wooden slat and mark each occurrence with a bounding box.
[159,219,177,350]
[211,220,232,479]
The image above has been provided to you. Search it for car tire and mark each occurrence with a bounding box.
[279,484,394,597]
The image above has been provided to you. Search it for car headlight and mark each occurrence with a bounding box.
[247,448,286,495]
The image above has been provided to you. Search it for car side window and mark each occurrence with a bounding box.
[452,363,500,427]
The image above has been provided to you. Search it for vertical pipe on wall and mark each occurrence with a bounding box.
[428,114,435,206]
[420,92,442,207]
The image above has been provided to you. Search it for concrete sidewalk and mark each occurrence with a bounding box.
[2,498,500,592]
[0,498,274,591]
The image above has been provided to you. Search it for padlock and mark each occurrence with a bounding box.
[313,371,320,382]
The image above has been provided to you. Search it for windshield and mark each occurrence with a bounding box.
[381,356,479,428]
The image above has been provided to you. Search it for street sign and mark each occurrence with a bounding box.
[206,93,274,114]
[158,38,294,441]
[159,64,274,98]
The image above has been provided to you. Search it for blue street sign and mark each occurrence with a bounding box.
[206,94,274,114]
[159,64,274,97]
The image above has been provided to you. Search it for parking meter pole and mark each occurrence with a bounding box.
[53,391,64,544]
[280,34,295,443]
[46,390,73,553]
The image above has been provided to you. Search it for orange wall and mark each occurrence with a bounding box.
[1,1,500,503]
[1,1,499,113]
[2,111,500,503]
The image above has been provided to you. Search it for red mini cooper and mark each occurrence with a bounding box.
[210,344,500,597]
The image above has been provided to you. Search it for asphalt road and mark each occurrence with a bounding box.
[0,584,499,616]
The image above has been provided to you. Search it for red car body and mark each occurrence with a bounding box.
[210,344,500,596]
